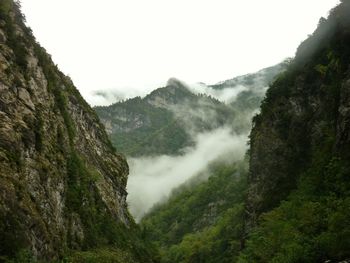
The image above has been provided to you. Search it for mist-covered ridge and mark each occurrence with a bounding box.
[94,63,286,220]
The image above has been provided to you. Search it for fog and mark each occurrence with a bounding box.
[93,72,275,221]
[189,82,249,103]
[87,87,155,106]
[90,67,274,106]
[127,127,248,221]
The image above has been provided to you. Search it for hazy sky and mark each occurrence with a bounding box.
[20,0,340,105]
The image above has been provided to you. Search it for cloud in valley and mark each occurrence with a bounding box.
[127,128,248,221]
[189,82,249,103]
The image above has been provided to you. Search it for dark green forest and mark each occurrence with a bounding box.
[140,1,350,262]
[142,161,248,263]
[1,0,350,262]
[94,66,284,157]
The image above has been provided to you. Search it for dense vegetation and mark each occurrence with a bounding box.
[241,2,350,261]
[142,161,247,263]
[95,83,237,156]
[95,67,285,157]
[240,158,350,262]
[96,95,189,156]
[2,0,350,262]
[141,2,350,262]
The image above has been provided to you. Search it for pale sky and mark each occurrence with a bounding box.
[20,0,340,105]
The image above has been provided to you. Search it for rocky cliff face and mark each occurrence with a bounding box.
[0,1,152,261]
[247,0,350,227]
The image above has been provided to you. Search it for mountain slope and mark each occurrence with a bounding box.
[141,161,247,263]
[95,79,236,156]
[95,65,285,157]
[242,1,350,261]
[247,0,350,226]
[0,1,156,262]
[139,1,350,262]
[210,63,286,91]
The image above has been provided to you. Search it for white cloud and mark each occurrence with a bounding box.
[189,82,249,103]
[126,127,248,221]
[20,0,340,105]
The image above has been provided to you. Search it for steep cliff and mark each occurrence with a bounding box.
[243,1,350,261]
[247,0,350,225]
[0,1,155,262]
[140,2,350,262]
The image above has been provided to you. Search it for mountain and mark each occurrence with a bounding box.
[95,65,286,157]
[243,1,350,261]
[0,1,156,262]
[95,79,234,156]
[141,161,248,263]
[3,0,349,262]
[140,1,350,262]
[210,63,287,91]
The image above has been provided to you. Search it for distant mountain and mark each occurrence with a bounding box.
[95,79,233,156]
[95,65,286,157]
[210,63,287,91]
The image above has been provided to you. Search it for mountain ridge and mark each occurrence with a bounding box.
[94,64,286,157]
[0,1,156,261]
[140,1,350,262]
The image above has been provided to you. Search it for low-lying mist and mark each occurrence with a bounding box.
[127,127,248,221]
[189,82,249,103]
[87,86,155,106]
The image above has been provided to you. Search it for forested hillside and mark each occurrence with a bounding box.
[95,80,234,156]
[242,1,350,261]
[141,1,350,262]
[142,161,248,263]
[2,0,350,262]
[95,65,285,157]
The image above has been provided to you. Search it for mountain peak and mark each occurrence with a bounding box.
[166,77,188,89]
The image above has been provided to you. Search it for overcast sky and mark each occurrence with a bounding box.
[20,0,340,105]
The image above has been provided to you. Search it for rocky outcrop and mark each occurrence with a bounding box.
[0,1,151,261]
[247,0,350,228]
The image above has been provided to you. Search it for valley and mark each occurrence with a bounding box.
[1,1,350,262]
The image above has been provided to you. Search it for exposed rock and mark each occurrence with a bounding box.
[18,87,35,110]
[246,0,350,229]
[0,28,6,43]
[0,2,153,262]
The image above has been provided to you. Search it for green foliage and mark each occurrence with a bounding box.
[51,83,76,144]
[4,148,22,168]
[95,97,191,156]
[244,7,350,259]
[66,248,135,263]
[0,212,28,261]
[65,152,118,247]
[143,3,350,262]
[142,162,247,263]
[314,64,328,76]
[0,249,37,263]
[1,2,29,73]
[0,0,12,16]
[239,158,350,263]
[34,112,44,152]
[63,152,158,262]
[163,204,245,263]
